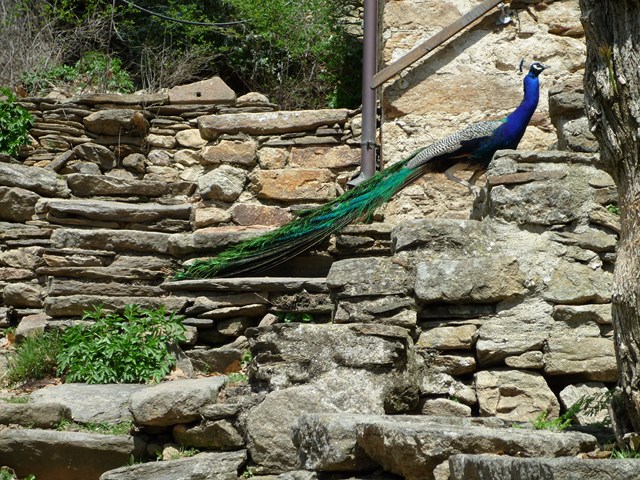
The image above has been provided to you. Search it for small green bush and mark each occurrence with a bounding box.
[57,305,186,384]
[0,87,34,157]
[5,330,62,386]
[22,51,134,95]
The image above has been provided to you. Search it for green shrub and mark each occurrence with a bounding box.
[0,87,34,157]
[57,305,186,384]
[5,330,62,386]
[22,51,134,95]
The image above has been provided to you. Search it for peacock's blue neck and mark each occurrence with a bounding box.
[502,73,540,145]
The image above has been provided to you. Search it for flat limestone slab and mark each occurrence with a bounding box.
[30,383,147,424]
[0,428,143,480]
[449,453,640,480]
[198,109,349,138]
[295,414,597,480]
[100,450,246,480]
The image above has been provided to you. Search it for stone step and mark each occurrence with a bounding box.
[449,453,640,480]
[0,428,144,480]
[294,414,598,480]
[99,450,246,480]
[37,199,193,233]
[30,384,148,424]
[65,173,195,198]
[163,277,328,293]
[0,402,71,428]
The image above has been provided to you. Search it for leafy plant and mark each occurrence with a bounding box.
[277,312,315,324]
[610,447,640,459]
[4,330,63,386]
[606,203,620,215]
[226,372,248,384]
[0,87,34,157]
[57,305,186,384]
[0,467,35,480]
[22,51,134,95]
[532,403,582,432]
[56,418,133,435]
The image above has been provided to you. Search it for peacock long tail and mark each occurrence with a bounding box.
[175,61,546,279]
[175,148,428,279]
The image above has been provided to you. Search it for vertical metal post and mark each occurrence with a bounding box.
[349,0,378,187]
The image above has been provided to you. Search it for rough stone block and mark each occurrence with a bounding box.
[0,186,40,222]
[252,168,337,202]
[544,337,617,382]
[168,77,236,105]
[415,256,525,304]
[129,377,226,427]
[474,369,560,421]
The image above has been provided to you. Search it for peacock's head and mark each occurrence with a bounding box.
[519,59,547,77]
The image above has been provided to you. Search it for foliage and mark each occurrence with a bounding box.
[0,87,34,157]
[1,396,29,404]
[4,330,63,386]
[606,203,620,215]
[226,372,248,384]
[0,468,35,480]
[5,0,361,108]
[277,312,315,324]
[532,391,613,432]
[57,305,186,384]
[610,447,640,459]
[22,51,135,95]
[56,418,133,435]
[532,404,581,432]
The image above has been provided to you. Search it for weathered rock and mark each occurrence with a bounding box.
[420,398,472,417]
[122,153,146,173]
[474,369,560,421]
[391,218,493,254]
[417,325,477,350]
[327,257,412,298]
[557,116,599,153]
[415,256,525,304]
[73,143,117,171]
[41,199,192,225]
[66,173,195,197]
[0,429,143,480]
[333,297,416,327]
[0,402,72,428]
[504,351,545,370]
[83,109,144,136]
[245,323,418,472]
[194,206,232,227]
[43,295,186,317]
[146,133,176,149]
[419,371,476,406]
[30,383,147,424]
[168,77,236,105]
[356,416,596,480]
[129,377,226,427]
[289,145,360,169]
[198,165,247,202]
[201,140,257,166]
[544,337,617,382]
[0,162,70,197]
[0,246,44,270]
[173,419,244,449]
[0,186,40,222]
[100,450,246,480]
[294,413,380,472]
[449,454,640,480]
[559,382,609,426]
[198,109,349,138]
[552,304,612,325]
[50,228,171,253]
[173,129,205,149]
[2,282,42,307]
[550,230,617,253]
[231,204,292,226]
[186,347,242,374]
[14,312,48,340]
[430,353,477,376]
[252,169,337,202]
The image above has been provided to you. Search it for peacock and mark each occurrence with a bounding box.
[176,61,547,279]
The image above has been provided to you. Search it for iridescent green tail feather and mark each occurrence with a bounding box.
[175,149,427,279]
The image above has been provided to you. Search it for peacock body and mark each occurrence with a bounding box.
[176,62,546,279]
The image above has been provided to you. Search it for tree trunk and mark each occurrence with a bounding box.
[579,0,640,442]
